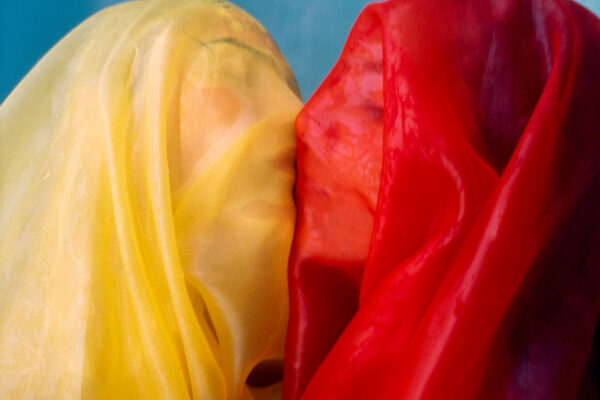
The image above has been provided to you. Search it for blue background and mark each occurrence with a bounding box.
[1,0,599,102]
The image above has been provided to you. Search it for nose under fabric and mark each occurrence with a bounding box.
[0,1,301,399]
[284,0,600,399]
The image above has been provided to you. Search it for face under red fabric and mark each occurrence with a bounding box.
[284,0,600,399]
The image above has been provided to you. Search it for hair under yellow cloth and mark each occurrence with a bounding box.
[0,1,301,398]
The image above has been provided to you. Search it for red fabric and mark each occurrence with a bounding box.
[284,0,600,398]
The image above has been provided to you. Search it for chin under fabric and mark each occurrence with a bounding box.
[0,1,301,398]
[284,0,600,399]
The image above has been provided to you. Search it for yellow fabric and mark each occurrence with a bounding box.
[0,1,301,398]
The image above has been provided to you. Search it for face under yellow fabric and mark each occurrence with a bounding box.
[0,1,301,398]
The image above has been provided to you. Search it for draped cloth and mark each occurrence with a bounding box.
[284,0,600,398]
[0,1,301,398]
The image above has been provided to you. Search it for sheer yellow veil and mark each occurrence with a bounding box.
[0,0,301,398]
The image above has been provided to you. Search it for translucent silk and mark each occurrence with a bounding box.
[0,1,301,398]
[284,0,600,399]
